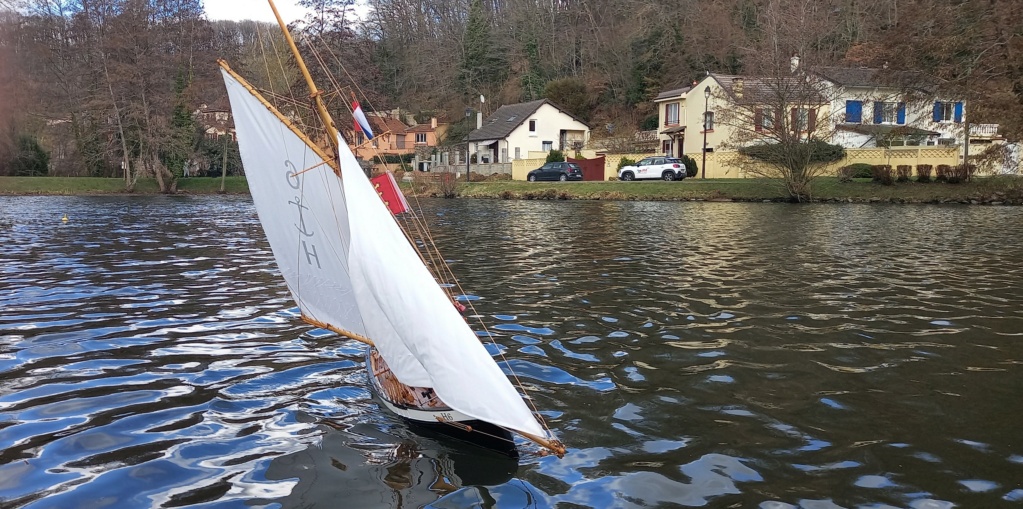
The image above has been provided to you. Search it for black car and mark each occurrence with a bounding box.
[527,162,584,182]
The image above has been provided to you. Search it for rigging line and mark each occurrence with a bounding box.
[305,34,407,178]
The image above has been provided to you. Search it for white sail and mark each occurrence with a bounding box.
[222,69,368,340]
[222,69,547,439]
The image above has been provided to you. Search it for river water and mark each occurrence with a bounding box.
[1,195,1021,509]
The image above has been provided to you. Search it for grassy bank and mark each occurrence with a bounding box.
[3,175,1022,205]
[451,176,1023,205]
[0,176,250,195]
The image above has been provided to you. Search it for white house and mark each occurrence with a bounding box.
[815,66,960,149]
[467,99,590,163]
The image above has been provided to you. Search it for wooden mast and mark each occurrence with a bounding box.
[267,0,341,172]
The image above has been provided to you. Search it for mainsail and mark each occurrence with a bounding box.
[221,68,549,440]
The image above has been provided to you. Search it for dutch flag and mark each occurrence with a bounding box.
[352,100,374,141]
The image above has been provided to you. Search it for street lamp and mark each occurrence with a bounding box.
[465,107,472,182]
[702,86,710,179]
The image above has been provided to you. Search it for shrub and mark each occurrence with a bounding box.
[546,149,565,163]
[947,163,975,184]
[837,166,854,183]
[916,164,932,183]
[617,157,636,170]
[844,163,874,179]
[679,154,698,178]
[896,165,912,183]
[935,164,951,183]
[872,164,894,185]
[393,169,405,182]
[437,172,459,198]
[739,140,846,164]
[373,153,414,164]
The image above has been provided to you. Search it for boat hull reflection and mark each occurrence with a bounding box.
[254,419,519,507]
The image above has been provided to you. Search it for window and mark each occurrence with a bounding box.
[529,120,537,132]
[933,101,962,123]
[874,102,905,124]
[542,141,553,151]
[754,109,775,131]
[790,108,818,132]
[665,103,680,125]
[662,140,672,154]
[415,133,427,144]
[514,147,521,159]
[704,111,714,131]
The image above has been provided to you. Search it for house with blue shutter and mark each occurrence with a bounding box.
[816,66,964,150]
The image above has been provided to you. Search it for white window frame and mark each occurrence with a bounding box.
[881,102,898,124]
[938,102,955,123]
[665,103,680,125]
[415,132,427,144]
[542,141,553,151]
[704,111,715,131]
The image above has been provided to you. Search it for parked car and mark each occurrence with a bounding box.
[618,157,688,181]
[527,162,584,182]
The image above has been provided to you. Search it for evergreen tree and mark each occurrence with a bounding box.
[459,0,505,97]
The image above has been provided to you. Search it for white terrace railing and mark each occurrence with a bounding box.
[970,123,1000,137]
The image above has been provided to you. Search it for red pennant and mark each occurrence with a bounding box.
[370,172,409,215]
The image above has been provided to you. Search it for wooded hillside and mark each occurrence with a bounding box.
[1,0,1020,180]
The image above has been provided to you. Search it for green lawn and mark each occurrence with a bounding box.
[0,176,250,195]
[3,175,1022,204]
[453,176,1023,204]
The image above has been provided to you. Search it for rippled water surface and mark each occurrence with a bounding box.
[1,195,1022,508]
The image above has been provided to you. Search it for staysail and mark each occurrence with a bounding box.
[221,68,548,440]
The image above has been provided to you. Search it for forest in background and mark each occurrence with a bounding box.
[0,0,1021,186]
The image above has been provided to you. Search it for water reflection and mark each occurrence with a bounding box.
[1,196,1022,508]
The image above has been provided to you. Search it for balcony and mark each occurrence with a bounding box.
[970,124,1000,138]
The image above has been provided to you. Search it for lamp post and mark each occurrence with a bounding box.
[702,86,710,179]
[465,107,472,182]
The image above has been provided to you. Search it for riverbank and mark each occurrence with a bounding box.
[3,175,1022,204]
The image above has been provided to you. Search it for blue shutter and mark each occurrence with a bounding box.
[846,100,862,123]
[954,102,964,122]
[933,102,942,122]
[897,103,906,124]
[873,102,883,124]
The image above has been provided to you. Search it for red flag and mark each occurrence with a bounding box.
[370,172,409,215]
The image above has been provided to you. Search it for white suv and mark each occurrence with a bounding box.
[618,157,688,181]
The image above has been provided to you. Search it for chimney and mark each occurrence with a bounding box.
[733,77,744,99]
[791,54,800,73]
[431,117,437,129]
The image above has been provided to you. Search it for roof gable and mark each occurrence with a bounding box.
[467,99,589,141]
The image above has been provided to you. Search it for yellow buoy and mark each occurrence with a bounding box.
[61,213,69,223]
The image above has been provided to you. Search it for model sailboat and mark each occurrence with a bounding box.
[218,1,565,458]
